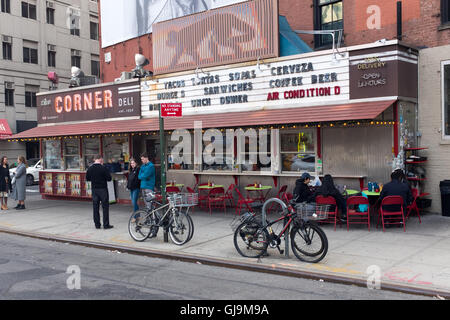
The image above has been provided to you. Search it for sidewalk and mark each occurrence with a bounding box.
[0,193,449,298]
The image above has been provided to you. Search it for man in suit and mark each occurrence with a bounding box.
[86,155,113,229]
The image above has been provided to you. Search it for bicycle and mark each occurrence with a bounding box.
[232,194,329,263]
[128,191,196,245]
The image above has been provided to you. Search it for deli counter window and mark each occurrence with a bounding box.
[103,136,130,172]
[83,137,100,170]
[43,140,62,170]
[281,129,316,173]
[64,139,80,170]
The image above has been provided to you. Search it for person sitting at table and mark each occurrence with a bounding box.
[312,174,347,219]
[293,172,315,203]
[379,170,413,213]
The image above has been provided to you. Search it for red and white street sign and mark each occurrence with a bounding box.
[161,103,182,117]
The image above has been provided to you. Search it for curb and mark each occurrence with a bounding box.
[0,226,448,299]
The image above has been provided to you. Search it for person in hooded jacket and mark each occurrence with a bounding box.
[127,158,141,212]
[313,174,347,218]
[293,172,315,203]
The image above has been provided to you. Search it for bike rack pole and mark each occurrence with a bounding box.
[262,198,289,258]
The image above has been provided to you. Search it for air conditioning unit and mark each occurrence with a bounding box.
[2,35,12,43]
[47,44,56,52]
[120,72,133,81]
[46,1,54,9]
[4,82,14,90]
[71,49,81,56]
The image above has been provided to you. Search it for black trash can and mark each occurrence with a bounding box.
[440,180,450,216]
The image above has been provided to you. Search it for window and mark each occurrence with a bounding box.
[22,1,37,20]
[23,47,38,64]
[167,130,194,170]
[281,129,316,173]
[103,136,129,172]
[2,40,12,60]
[82,138,99,170]
[1,0,10,13]
[64,139,80,170]
[43,140,62,170]
[442,0,450,24]
[69,8,81,36]
[25,85,38,107]
[315,0,343,48]
[71,53,81,68]
[46,7,55,24]
[91,56,100,77]
[48,46,56,67]
[202,129,234,171]
[239,129,271,172]
[443,61,450,136]
[90,21,99,40]
[4,83,14,106]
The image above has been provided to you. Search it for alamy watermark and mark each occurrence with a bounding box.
[66,265,81,290]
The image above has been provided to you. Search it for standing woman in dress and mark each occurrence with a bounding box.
[12,156,27,210]
[0,156,12,210]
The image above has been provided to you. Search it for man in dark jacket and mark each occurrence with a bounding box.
[379,170,413,213]
[293,172,315,203]
[86,155,113,229]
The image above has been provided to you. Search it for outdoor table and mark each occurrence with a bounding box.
[345,189,361,196]
[362,190,382,224]
[245,185,272,202]
[198,184,224,190]
[166,183,184,188]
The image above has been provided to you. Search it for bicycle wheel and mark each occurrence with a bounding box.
[290,222,328,263]
[233,221,269,258]
[128,210,154,242]
[168,210,193,245]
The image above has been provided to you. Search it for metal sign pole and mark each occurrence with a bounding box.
[159,107,168,243]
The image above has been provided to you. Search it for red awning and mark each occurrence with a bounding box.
[0,119,12,139]
[10,100,395,139]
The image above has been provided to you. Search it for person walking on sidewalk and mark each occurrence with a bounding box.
[0,156,12,210]
[86,155,113,230]
[127,158,141,212]
[11,156,27,210]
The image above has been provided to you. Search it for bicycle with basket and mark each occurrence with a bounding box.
[231,194,330,263]
[128,191,198,245]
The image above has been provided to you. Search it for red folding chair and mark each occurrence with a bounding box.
[378,196,406,232]
[207,187,226,215]
[234,186,255,215]
[406,188,422,223]
[186,186,197,214]
[197,183,210,209]
[267,185,287,214]
[223,184,235,208]
[315,195,339,230]
[346,196,370,231]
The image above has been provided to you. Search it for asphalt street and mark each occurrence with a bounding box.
[0,232,433,300]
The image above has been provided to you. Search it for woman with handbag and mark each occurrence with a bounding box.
[0,156,12,210]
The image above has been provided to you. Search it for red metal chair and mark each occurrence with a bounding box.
[186,186,197,214]
[234,186,255,215]
[346,196,370,231]
[315,195,339,231]
[266,185,287,214]
[406,188,422,223]
[207,187,226,215]
[166,186,180,193]
[197,183,210,209]
[223,184,235,208]
[378,196,406,232]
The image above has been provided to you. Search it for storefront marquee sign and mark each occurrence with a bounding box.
[142,53,350,118]
[37,80,141,124]
[161,103,182,117]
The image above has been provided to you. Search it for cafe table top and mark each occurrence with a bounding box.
[245,185,272,191]
[166,183,184,188]
[345,189,361,196]
[198,185,224,189]
[362,190,381,196]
